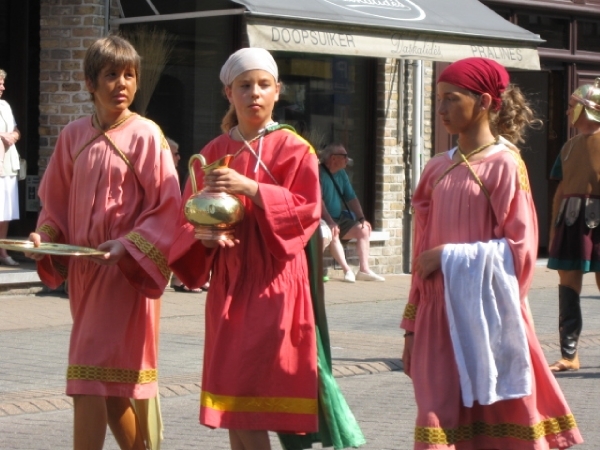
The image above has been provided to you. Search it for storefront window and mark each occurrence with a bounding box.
[516,14,570,49]
[274,54,371,205]
[577,20,600,53]
[121,18,372,207]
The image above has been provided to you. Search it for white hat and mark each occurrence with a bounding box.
[219,48,278,86]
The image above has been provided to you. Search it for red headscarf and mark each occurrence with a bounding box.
[437,57,510,111]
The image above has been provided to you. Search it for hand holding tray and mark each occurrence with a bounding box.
[0,239,106,256]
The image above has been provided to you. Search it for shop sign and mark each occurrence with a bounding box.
[319,0,425,21]
[247,20,541,70]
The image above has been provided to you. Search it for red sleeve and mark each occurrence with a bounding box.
[490,152,538,300]
[254,132,321,260]
[116,128,182,298]
[35,127,73,289]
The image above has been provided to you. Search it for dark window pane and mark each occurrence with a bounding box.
[577,20,600,53]
[517,14,570,49]
[495,9,512,21]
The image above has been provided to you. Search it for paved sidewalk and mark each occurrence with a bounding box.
[0,264,599,448]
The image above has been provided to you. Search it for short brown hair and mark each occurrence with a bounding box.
[84,34,140,98]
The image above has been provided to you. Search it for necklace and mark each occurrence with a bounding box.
[433,139,499,192]
[230,125,278,184]
[92,112,135,132]
[456,139,498,161]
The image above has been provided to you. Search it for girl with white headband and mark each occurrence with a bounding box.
[170,48,364,450]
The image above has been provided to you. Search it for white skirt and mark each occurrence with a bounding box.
[0,175,19,221]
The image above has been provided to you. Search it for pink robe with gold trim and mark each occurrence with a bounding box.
[35,114,181,399]
[401,144,583,449]
[169,129,321,432]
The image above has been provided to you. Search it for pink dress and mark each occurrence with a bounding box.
[35,114,181,399]
[401,144,583,449]
[169,129,321,432]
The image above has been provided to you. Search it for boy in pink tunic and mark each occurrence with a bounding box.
[402,58,583,449]
[27,35,180,450]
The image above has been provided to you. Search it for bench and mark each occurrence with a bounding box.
[327,230,390,271]
[346,230,390,243]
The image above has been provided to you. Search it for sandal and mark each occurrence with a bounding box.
[0,256,19,266]
[172,284,202,293]
[549,355,580,372]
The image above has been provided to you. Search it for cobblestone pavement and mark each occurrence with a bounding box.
[0,265,599,449]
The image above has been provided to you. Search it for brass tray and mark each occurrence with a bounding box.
[0,239,106,256]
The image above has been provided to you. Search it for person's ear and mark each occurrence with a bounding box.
[85,77,95,94]
[224,85,233,103]
[274,81,281,102]
[479,93,493,111]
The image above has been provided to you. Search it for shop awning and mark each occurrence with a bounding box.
[234,0,542,69]
[112,0,543,69]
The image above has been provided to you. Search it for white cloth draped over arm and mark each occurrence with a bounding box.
[441,238,531,407]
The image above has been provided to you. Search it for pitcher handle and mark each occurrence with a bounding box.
[188,154,207,194]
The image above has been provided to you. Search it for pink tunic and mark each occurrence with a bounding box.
[169,129,321,432]
[36,114,181,399]
[401,145,583,449]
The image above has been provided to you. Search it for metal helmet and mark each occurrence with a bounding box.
[571,77,600,125]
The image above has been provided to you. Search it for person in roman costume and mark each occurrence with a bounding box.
[547,78,600,373]
[401,57,583,449]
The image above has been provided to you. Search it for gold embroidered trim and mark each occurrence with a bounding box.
[136,116,170,152]
[125,231,170,281]
[36,224,59,243]
[67,364,157,384]
[74,113,136,163]
[201,391,317,415]
[103,133,135,172]
[415,414,578,445]
[433,140,497,191]
[403,303,417,321]
[280,128,316,155]
[160,133,170,151]
[508,150,531,193]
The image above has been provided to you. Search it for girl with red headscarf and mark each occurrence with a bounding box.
[401,57,583,449]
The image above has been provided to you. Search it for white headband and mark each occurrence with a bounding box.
[219,48,278,86]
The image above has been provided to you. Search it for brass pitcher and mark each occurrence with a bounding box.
[184,154,245,240]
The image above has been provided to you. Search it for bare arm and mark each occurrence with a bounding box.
[0,126,19,147]
[347,198,365,222]
[549,181,564,247]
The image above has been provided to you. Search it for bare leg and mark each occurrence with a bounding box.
[229,429,271,450]
[342,224,371,273]
[0,221,10,258]
[558,269,583,294]
[73,395,108,450]
[106,396,146,450]
[328,235,351,273]
[229,430,245,450]
[595,271,600,292]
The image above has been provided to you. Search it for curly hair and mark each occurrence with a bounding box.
[489,84,543,145]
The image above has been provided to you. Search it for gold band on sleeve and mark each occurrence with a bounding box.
[125,231,171,281]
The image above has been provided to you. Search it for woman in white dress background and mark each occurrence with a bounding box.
[0,69,21,266]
